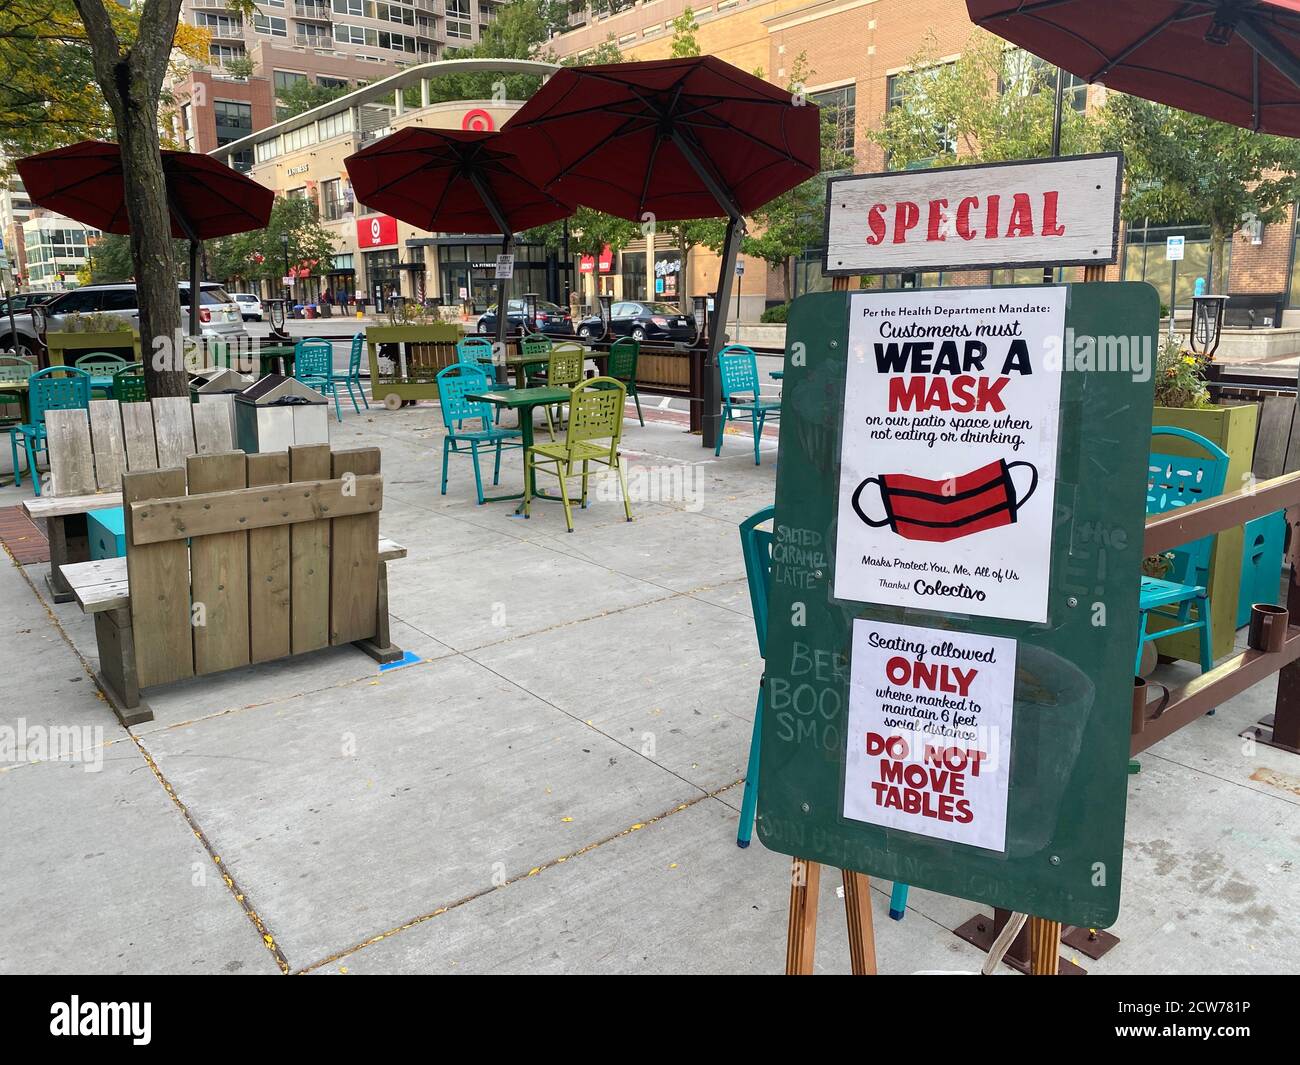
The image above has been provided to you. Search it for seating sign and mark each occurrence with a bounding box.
[834,287,1066,623]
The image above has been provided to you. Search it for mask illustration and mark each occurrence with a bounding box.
[851,459,1038,543]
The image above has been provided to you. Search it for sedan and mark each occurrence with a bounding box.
[477,298,575,337]
[577,301,695,342]
[231,292,264,321]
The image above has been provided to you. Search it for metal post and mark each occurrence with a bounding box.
[704,216,744,450]
[1042,65,1065,285]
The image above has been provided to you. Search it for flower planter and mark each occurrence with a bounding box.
[1150,402,1258,661]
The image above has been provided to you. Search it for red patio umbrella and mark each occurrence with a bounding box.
[17,140,274,336]
[968,0,1300,136]
[345,127,574,347]
[502,56,820,448]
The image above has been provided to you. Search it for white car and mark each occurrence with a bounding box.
[232,292,264,321]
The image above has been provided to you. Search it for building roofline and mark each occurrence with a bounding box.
[208,57,560,164]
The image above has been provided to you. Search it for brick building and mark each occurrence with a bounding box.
[551,0,1300,322]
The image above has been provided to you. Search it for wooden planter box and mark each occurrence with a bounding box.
[46,329,141,367]
[366,323,462,407]
[636,348,691,389]
[1150,402,1259,661]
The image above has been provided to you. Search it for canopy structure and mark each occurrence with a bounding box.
[17,140,274,338]
[503,56,820,447]
[346,127,573,348]
[969,0,1300,136]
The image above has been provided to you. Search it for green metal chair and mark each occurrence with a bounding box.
[9,366,92,495]
[525,376,633,533]
[74,352,129,398]
[606,336,643,426]
[112,362,149,403]
[716,343,780,465]
[539,344,585,440]
[344,333,370,413]
[436,364,521,504]
[294,337,344,422]
[519,333,552,387]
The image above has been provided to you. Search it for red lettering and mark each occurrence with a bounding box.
[955,196,978,240]
[1041,190,1065,236]
[893,200,920,243]
[926,198,948,241]
[865,203,887,246]
[984,194,1000,239]
[977,376,1010,413]
[1006,192,1034,237]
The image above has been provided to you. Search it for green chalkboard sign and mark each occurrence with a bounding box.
[759,282,1158,928]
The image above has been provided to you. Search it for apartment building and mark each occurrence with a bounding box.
[0,173,33,288]
[551,0,1300,320]
[21,214,100,291]
[209,59,573,310]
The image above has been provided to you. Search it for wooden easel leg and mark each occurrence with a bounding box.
[353,560,403,664]
[841,869,878,975]
[785,858,820,975]
[1029,917,1062,975]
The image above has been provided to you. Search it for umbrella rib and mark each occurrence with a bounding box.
[639,133,664,215]
[677,113,806,163]
[1087,4,1197,81]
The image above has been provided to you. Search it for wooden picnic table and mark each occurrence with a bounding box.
[468,386,572,511]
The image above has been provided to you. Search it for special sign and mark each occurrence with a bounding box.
[822,153,1122,276]
[834,287,1066,623]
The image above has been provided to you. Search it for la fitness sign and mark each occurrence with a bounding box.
[823,152,1122,276]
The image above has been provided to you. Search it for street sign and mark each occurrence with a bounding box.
[823,153,1123,276]
[495,254,515,279]
[736,259,746,275]
[1166,235,1185,261]
[760,283,1158,927]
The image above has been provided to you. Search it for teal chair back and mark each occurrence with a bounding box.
[607,337,639,382]
[29,366,92,426]
[349,332,364,376]
[739,504,775,658]
[74,352,128,377]
[456,336,496,379]
[0,355,34,383]
[294,338,332,380]
[1147,426,1230,588]
[436,363,493,432]
[719,344,760,402]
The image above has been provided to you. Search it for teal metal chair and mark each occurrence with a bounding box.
[456,336,497,382]
[736,504,911,916]
[294,337,344,422]
[1137,426,1230,677]
[342,333,370,413]
[74,352,128,398]
[716,343,779,465]
[607,337,643,426]
[9,366,92,495]
[436,364,521,505]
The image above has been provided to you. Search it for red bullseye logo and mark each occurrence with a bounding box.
[462,109,494,132]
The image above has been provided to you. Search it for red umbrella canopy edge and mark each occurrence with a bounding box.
[501,55,821,222]
[344,126,574,234]
[969,0,1300,136]
[16,140,274,240]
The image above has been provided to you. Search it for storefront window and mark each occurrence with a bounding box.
[1123,220,1220,310]
[621,251,647,302]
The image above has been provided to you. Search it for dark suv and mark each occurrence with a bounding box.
[577,301,695,342]
[476,298,575,337]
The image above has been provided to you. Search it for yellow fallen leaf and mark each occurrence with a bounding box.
[561,816,573,823]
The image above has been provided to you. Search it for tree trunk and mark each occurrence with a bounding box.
[679,230,690,315]
[1209,225,1228,295]
[74,0,189,398]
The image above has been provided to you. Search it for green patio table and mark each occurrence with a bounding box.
[467,385,573,511]
[0,381,31,422]
[769,370,783,380]
[500,347,608,388]
[257,344,296,377]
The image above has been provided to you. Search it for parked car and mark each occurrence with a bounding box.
[231,292,264,321]
[576,301,696,342]
[0,292,58,319]
[5,281,247,356]
[476,298,575,337]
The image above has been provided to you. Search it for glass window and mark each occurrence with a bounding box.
[100,290,137,312]
[274,70,308,91]
[885,65,957,168]
[1001,50,1087,113]
[810,84,855,154]
[253,13,288,36]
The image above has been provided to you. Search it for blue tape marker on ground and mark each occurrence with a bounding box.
[380,651,422,672]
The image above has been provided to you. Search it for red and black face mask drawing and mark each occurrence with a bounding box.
[851,459,1038,543]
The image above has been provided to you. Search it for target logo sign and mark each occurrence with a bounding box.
[356,215,398,247]
[462,109,494,132]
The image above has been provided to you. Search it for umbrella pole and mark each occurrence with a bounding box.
[670,130,746,451]
[467,172,514,383]
[188,238,200,350]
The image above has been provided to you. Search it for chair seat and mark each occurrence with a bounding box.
[729,399,781,413]
[1139,575,1206,609]
[11,422,44,438]
[449,427,521,444]
[530,440,611,462]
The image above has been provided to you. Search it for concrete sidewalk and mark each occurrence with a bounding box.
[0,406,1296,974]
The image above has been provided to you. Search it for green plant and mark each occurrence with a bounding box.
[760,303,789,323]
[51,310,133,333]
[1141,552,1176,579]
[1153,335,1213,409]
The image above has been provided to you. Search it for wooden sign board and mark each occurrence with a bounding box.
[759,283,1158,928]
[822,152,1122,276]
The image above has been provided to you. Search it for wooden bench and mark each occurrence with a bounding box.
[58,444,405,725]
[22,396,236,603]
